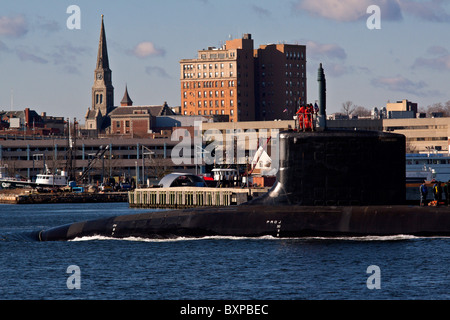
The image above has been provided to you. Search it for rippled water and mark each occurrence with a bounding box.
[0,203,449,300]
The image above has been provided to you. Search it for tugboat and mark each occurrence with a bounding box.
[0,165,68,189]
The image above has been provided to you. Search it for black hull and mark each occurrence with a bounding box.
[39,204,450,241]
[38,129,450,242]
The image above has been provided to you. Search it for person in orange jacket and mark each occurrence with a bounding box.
[296,105,306,130]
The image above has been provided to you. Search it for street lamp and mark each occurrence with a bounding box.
[195,145,208,175]
[142,145,155,187]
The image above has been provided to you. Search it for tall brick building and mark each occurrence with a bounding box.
[180,34,306,122]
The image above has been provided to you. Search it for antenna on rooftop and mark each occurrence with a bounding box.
[10,89,13,111]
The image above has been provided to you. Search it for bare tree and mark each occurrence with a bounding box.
[352,106,371,117]
[341,101,356,116]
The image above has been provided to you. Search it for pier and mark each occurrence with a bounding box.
[0,190,128,205]
[128,187,269,209]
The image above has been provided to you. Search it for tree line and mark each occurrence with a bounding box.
[340,101,450,118]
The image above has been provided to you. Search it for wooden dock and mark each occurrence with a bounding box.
[0,191,128,205]
[128,187,269,209]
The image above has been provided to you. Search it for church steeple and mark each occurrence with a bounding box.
[92,14,114,119]
[96,15,110,70]
[121,85,133,106]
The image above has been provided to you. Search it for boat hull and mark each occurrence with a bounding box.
[38,204,450,241]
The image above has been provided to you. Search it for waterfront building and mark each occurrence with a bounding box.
[386,99,418,119]
[180,34,255,122]
[254,43,306,121]
[107,86,176,138]
[0,108,65,136]
[0,137,185,186]
[180,34,306,122]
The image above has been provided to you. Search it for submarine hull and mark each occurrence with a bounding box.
[39,204,450,241]
[38,129,450,242]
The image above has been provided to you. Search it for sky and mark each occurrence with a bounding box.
[1,0,450,123]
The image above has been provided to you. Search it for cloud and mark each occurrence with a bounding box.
[0,40,9,52]
[49,43,90,65]
[398,0,450,23]
[15,46,48,64]
[412,46,450,71]
[145,66,171,78]
[413,54,450,71]
[371,75,439,96]
[131,42,165,58]
[0,14,28,37]
[296,0,450,23]
[306,40,347,60]
[295,0,402,22]
[251,5,271,17]
[34,16,61,33]
[426,45,449,55]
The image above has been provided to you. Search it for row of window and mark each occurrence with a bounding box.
[183,90,234,99]
[407,159,449,165]
[285,51,305,60]
[183,100,236,108]
[183,63,233,70]
[183,71,233,79]
[183,109,235,116]
[200,52,235,60]
[182,81,235,89]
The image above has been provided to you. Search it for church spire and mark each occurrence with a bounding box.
[96,14,110,70]
[121,84,133,106]
[91,14,114,122]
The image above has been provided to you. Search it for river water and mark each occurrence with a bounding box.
[0,202,448,302]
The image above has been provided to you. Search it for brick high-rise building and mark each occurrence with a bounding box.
[180,34,254,122]
[254,44,306,121]
[180,34,306,122]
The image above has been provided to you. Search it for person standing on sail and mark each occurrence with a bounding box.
[420,181,428,206]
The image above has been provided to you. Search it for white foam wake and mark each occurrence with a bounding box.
[70,235,278,242]
[69,234,450,243]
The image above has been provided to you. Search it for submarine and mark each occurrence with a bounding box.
[38,64,450,241]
